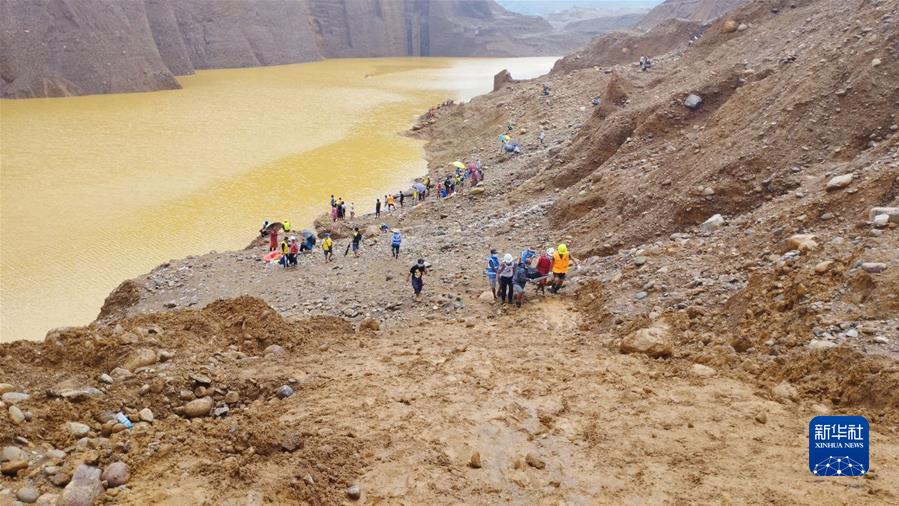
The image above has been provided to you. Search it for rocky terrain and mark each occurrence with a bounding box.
[2,0,899,503]
[638,0,748,28]
[0,0,588,98]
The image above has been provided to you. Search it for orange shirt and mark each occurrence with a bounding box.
[552,252,570,274]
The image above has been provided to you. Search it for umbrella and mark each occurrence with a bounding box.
[413,182,426,193]
[452,161,466,169]
[302,229,315,239]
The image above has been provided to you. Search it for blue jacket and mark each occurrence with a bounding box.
[486,255,499,278]
[391,232,402,246]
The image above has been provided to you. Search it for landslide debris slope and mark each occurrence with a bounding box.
[2,0,899,504]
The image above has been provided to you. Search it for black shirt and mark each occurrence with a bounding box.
[352,232,362,245]
[410,264,427,278]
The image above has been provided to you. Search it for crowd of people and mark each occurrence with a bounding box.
[256,157,585,306]
[485,244,579,307]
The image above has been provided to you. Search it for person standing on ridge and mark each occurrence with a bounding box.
[550,244,579,293]
[348,227,363,257]
[269,227,278,252]
[485,249,500,299]
[399,191,405,208]
[375,198,381,217]
[390,229,402,259]
[407,258,428,302]
[386,193,395,211]
[287,237,299,268]
[350,202,355,220]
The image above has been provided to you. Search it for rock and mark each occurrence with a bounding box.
[17,486,40,503]
[9,405,26,424]
[814,261,833,274]
[101,462,129,487]
[868,207,899,223]
[66,422,90,437]
[276,385,294,399]
[469,187,486,196]
[700,213,725,232]
[861,262,887,273]
[2,446,25,462]
[871,57,881,67]
[189,374,212,385]
[60,464,103,506]
[754,411,768,424]
[722,19,738,32]
[825,173,853,191]
[683,93,703,110]
[51,385,104,402]
[634,291,648,300]
[620,324,673,358]
[98,374,113,384]
[35,493,60,506]
[737,23,748,31]
[109,368,132,379]
[224,391,240,404]
[158,350,174,361]
[479,290,495,301]
[346,484,361,500]
[50,472,72,487]
[182,397,213,418]
[263,344,285,355]
[138,408,154,423]
[469,451,482,468]
[786,234,818,252]
[633,256,647,266]
[812,403,831,416]
[809,340,837,351]
[357,319,380,332]
[0,383,15,394]
[873,214,890,228]
[691,364,716,377]
[2,392,30,404]
[874,336,889,344]
[525,452,546,469]
[772,382,799,402]
[2,459,28,476]
[121,348,157,371]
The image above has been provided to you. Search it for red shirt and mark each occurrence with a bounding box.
[269,233,278,249]
[536,255,552,275]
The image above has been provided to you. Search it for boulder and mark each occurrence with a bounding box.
[478,290,495,302]
[861,262,887,274]
[66,422,91,437]
[772,382,799,402]
[60,464,103,506]
[9,405,26,424]
[1,392,30,404]
[683,93,703,110]
[182,397,213,418]
[809,340,837,351]
[825,173,853,191]
[121,348,157,372]
[786,234,818,252]
[620,324,673,358]
[700,213,725,232]
[691,364,716,377]
[873,214,890,228]
[868,207,899,223]
[101,461,130,487]
[721,20,738,33]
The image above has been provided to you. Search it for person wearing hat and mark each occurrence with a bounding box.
[496,253,516,305]
[287,237,299,267]
[550,244,579,293]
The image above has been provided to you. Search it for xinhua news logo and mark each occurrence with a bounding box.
[809,416,869,476]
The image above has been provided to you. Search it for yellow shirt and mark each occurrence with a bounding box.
[322,238,333,250]
[552,252,570,274]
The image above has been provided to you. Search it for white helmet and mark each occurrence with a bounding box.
[546,248,555,256]
[504,253,513,263]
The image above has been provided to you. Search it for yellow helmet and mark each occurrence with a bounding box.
[557,244,568,255]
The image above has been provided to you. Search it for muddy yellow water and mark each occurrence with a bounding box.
[0,57,555,341]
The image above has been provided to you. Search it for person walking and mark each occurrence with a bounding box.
[485,249,500,299]
[349,227,363,257]
[550,244,579,293]
[407,258,428,302]
[497,254,515,305]
[390,229,402,259]
[399,192,405,208]
[322,234,334,263]
[535,248,553,294]
[350,202,355,220]
[386,193,395,211]
[375,198,381,217]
